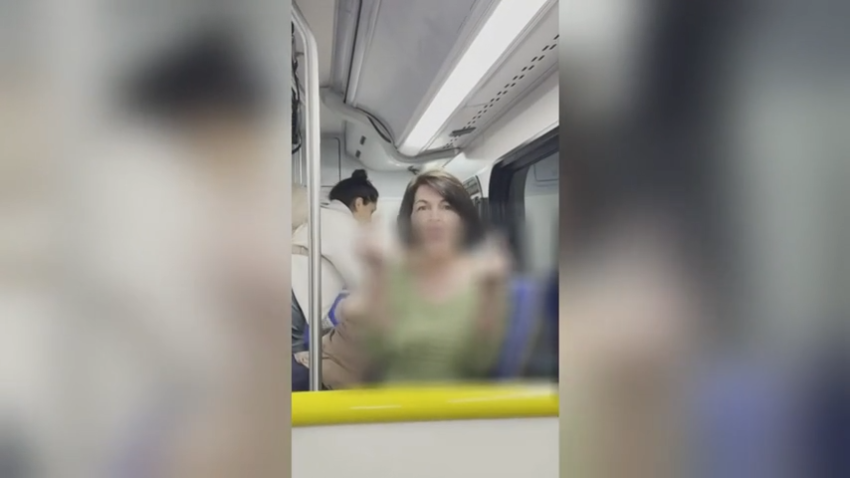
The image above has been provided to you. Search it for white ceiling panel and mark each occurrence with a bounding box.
[347,0,487,141]
[321,103,344,134]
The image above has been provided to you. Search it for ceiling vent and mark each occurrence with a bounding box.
[447,34,558,149]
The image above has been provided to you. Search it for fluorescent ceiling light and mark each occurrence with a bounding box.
[399,0,551,156]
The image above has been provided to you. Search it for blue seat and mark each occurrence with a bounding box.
[545,273,558,358]
[303,280,542,380]
[493,277,540,379]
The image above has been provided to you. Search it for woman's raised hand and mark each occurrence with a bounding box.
[355,222,393,271]
[341,223,395,330]
[472,233,513,286]
[469,234,513,338]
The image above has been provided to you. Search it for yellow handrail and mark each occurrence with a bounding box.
[292,383,558,427]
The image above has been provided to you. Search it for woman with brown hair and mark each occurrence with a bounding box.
[293,169,512,388]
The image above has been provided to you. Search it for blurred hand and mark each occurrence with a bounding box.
[355,223,391,271]
[472,234,512,286]
[469,234,513,337]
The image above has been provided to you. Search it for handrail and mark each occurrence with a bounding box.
[292,3,324,390]
[292,383,558,427]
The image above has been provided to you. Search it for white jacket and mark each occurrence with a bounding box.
[291,200,363,331]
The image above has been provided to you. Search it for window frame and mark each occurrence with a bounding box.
[488,128,559,272]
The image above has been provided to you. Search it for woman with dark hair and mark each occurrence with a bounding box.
[291,169,379,341]
[293,169,511,388]
[328,169,379,224]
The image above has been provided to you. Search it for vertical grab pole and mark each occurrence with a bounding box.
[293,4,323,390]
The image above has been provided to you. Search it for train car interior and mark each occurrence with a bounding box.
[291,0,560,386]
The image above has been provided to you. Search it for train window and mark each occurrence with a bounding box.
[519,152,558,275]
[488,131,559,381]
[488,129,558,274]
[463,175,489,222]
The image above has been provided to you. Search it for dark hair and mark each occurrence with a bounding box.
[397,170,484,249]
[329,169,379,210]
[128,31,267,122]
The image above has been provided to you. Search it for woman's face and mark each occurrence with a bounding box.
[410,184,463,258]
[352,197,377,224]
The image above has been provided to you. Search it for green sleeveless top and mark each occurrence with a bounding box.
[365,262,505,384]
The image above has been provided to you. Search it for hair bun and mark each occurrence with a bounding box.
[351,169,368,180]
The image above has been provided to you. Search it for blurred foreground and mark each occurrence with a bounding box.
[559,1,849,477]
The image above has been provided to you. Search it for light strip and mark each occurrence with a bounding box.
[399,0,551,156]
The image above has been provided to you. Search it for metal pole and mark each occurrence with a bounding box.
[293,148,301,185]
[292,4,323,390]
